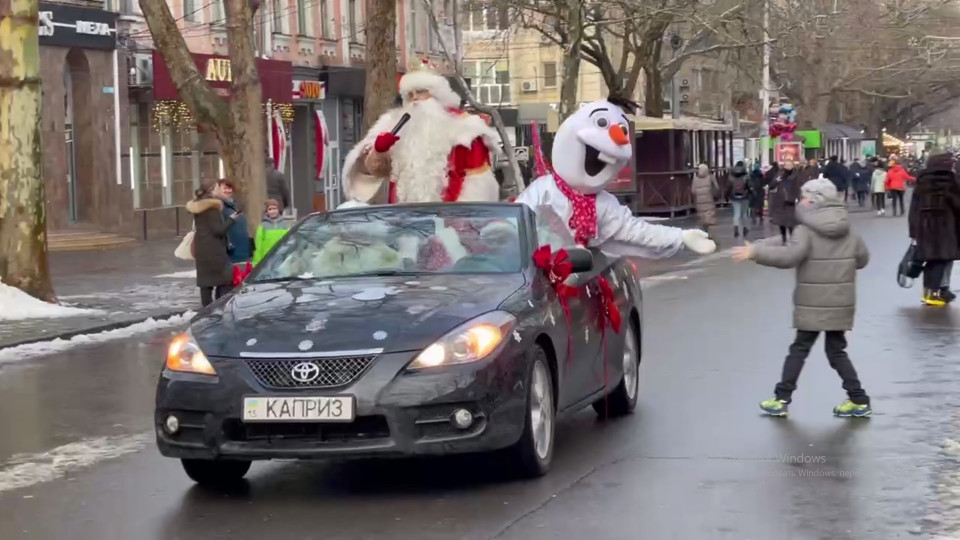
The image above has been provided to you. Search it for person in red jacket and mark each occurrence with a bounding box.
[885,158,915,216]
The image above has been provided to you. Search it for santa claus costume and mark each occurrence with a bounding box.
[517,99,716,257]
[341,69,501,206]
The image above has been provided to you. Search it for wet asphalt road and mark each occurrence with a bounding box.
[1,211,959,539]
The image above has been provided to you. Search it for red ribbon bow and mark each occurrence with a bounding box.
[596,276,622,335]
[532,245,578,360]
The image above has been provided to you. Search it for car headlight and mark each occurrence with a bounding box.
[408,311,517,370]
[166,331,216,375]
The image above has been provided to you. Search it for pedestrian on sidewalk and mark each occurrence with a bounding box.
[186,180,236,307]
[726,161,751,238]
[749,162,768,225]
[265,154,291,212]
[907,150,960,307]
[732,177,871,418]
[215,179,253,284]
[850,158,870,207]
[886,158,914,216]
[692,163,719,236]
[823,156,848,202]
[253,199,292,266]
[770,159,802,245]
[871,161,888,215]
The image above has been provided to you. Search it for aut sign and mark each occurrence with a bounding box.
[38,2,117,50]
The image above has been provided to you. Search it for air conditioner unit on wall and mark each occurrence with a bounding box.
[522,80,538,92]
[680,93,690,103]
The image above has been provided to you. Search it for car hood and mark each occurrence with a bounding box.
[190,274,526,357]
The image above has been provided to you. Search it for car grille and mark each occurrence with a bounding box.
[245,355,376,389]
[224,416,390,442]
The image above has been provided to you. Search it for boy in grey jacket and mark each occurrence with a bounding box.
[733,177,871,418]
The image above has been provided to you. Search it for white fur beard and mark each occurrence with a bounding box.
[391,99,454,203]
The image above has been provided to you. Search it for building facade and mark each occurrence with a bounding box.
[44,0,453,238]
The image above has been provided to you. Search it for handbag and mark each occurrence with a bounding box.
[897,241,924,288]
[174,231,195,260]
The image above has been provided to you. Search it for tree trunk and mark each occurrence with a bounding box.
[224,0,265,232]
[140,0,265,234]
[644,64,664,118]
[0,0,55,301]
[558,0,583,122]
[363,0,397,131]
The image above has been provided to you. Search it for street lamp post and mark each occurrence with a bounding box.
[759,0,770,168]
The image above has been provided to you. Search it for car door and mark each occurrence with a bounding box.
[530,209,604,409]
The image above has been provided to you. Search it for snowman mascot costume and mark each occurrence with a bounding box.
[517,100,716,257]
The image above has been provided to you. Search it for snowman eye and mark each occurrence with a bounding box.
[594,117,609,128]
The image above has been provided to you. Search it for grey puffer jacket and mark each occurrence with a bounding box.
[752,200,870,331]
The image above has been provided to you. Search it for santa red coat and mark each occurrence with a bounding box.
[342,106,501,205]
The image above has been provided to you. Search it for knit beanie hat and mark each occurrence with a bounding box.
[801,176,839,204]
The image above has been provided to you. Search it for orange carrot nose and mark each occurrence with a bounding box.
[609,124,630,146]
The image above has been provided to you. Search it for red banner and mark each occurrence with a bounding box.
[152,51,293,103]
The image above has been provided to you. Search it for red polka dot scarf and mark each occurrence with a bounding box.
[553,174,597,246]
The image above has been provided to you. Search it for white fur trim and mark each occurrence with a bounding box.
[399,70,462,109]
[480,220,519,246]
[336,199,370,209]
[342,109,403,202]
[458,168,500,202]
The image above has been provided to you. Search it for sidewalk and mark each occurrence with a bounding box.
[0,239,197,349]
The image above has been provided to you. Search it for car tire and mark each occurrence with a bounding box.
[181,458,251,486]
[593,319,640,419]
[509,346,555,478]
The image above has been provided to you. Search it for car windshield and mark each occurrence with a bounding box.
[252,205,524,282]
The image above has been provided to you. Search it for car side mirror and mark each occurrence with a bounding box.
[566,248,593,273]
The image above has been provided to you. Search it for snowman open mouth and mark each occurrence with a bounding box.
[584,145,613,176]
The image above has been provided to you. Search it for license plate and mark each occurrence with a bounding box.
[242,396,355,422]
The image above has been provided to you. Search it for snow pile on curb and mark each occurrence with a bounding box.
[155,270,196,279]
[0,283,103,321]
[0,311,196,363]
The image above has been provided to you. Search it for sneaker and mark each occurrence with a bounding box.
[877,210,882,216]
[923,290,947,307]
[833,399,872,418]
[941,288,956,303]
[760,397,789,417]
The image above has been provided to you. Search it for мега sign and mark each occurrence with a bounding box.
[38,2,118,50]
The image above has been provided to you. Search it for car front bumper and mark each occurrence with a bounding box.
[155,347,530,461]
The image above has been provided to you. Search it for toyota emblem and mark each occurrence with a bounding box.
[290,362,321,383]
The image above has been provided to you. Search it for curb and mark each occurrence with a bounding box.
[0,309,187,351]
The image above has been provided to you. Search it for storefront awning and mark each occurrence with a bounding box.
[152,51,293,103]
[821,123,865,140]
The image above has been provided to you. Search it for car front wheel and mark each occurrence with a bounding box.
[181,458,251,487]
[509,346,555,477]
[593,319,640,418]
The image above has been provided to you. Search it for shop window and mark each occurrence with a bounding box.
[542,62,557,88]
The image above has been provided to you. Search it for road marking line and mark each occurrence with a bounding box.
[0,433,152,495]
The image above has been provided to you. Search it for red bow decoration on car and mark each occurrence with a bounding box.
[594,275,621,417]
[532,245,578,360]
[596,276,622,335]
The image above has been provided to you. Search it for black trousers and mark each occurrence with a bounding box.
[200,285,230,307]
[856,191,867,207]
[872,193,886,210]
[779,226,794,244]
[775,330,869,405]
[924,260,950,290]
[891,190,905,215]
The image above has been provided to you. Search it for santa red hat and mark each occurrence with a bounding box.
[399,69,462,109]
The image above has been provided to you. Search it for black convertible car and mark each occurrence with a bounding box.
[157,203,644,485]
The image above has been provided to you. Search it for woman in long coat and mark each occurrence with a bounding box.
[908,151,960,306]
[769,159,802,244]
[186,180,237,307]
[692,163,719,233]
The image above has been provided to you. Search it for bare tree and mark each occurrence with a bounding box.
[0,0,54,301]
[139,0,265,228]
[421,0,525,195]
